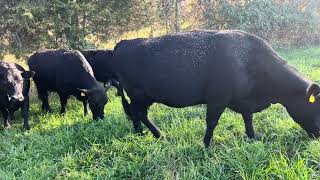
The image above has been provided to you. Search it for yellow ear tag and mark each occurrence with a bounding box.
[309,94,316,103]
[81,92,86,97]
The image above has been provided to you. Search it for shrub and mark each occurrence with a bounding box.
[202,0,320,48]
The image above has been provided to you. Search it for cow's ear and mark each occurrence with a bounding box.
[77,88,89,97]
[306,84,320,103]
[21,71,35,79]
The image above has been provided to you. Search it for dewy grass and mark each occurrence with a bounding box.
[1,47,320,179]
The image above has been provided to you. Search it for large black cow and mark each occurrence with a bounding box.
[112,30,320,147]
[28,49,108,120]
[0,62,34,129]
[81,50,121,95]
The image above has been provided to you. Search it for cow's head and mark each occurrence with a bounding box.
[78,83,109,120]
[285,83,320,138]
[0,67,34,107]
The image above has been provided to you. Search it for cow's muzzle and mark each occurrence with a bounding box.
[9,95,24,103]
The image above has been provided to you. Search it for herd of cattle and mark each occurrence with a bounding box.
[1,30,320,147]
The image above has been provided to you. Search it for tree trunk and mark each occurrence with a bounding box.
[82,11,86,35]
[174,0,180,33]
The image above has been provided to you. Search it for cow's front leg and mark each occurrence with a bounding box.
[58,93,69,114]
[1,109,10,129]
[204,103,227,147]
[131,102,161,138]
[241,113,255,139]
[118,85,132,119]
[111,80,121,96]
[130,102,144,135]
[83,100,88,116]
[21,97,31,130]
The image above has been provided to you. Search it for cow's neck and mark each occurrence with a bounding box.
[268,59,311,104]
[79,75,100,90]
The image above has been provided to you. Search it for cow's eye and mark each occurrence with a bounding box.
[14,76,22,81]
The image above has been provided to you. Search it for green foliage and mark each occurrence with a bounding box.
[0,47,320,178]
[0,0,153,56]
[201,0,320,48]
[1,0,319,57]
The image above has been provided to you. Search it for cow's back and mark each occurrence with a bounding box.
[113,30,275,107]
[28,50,61,90]
[114,31,225,106]
[28,49,97,91]
[81,50,114,82]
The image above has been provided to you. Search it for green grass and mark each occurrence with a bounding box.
[1,47,320,179]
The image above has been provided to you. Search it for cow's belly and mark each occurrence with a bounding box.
[148,88,206,108]
[120,72,206,107]
[228,97,275,114]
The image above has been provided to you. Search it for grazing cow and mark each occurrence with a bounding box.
[28,49,108,120]
[0,62,34,129]
[81,50,121,95]
[112,30,320,147]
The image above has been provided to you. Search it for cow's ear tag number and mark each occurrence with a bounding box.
[81,92,86,97]
[309,94,316,103]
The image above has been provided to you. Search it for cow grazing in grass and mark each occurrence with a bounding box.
[28,49,108,120]
[112,30,320,147]
[0,62,34,130]
[81,50,121,95]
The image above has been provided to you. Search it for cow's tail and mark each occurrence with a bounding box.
[118,84,132,120]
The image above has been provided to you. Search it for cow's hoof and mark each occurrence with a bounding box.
[153,131,161,139]
[204,143,210,148]
[203,138,211,148]
[158,134,167,141]
[247,134,261,141]
[43,109,52,113]
[23,125,30,131]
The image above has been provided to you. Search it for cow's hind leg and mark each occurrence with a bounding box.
[241,113,255,139]
[204,103,227,147]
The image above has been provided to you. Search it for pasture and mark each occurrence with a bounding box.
[1,46,320,179]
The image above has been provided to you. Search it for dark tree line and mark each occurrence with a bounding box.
[0,0,154,58]
[1,0,319,58]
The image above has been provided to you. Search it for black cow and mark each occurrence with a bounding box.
[81,50,121,95]
[28,49,108,120]
[112,30,320,147]
[0,62,34,129]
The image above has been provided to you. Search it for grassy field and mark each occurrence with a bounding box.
[1,46,320,179]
